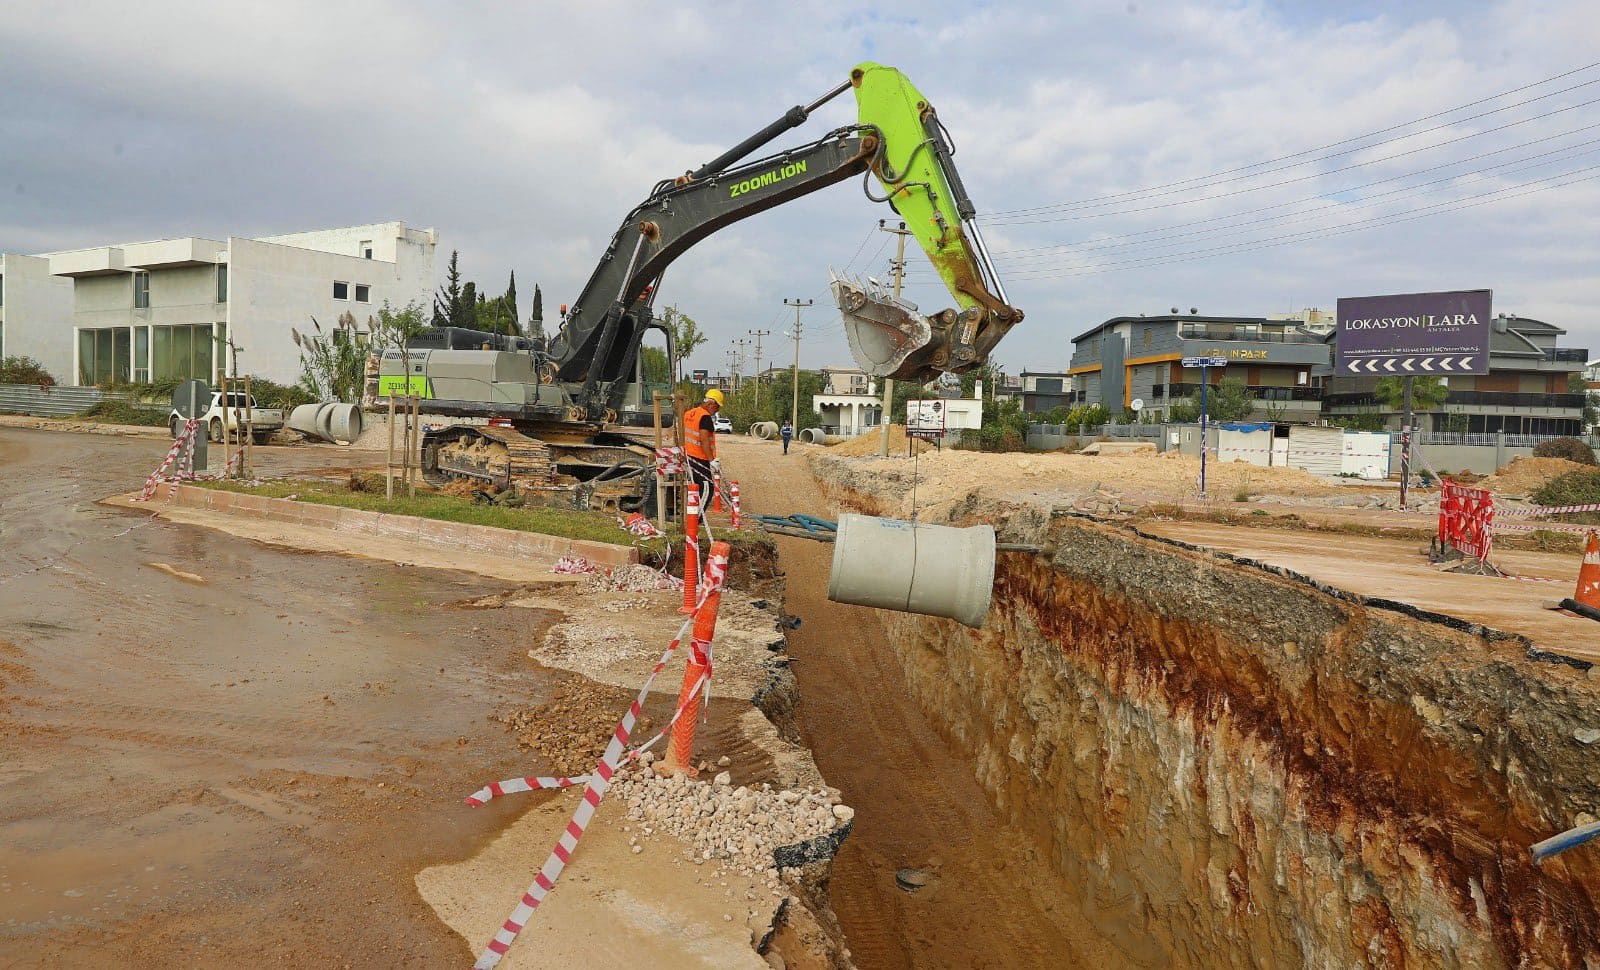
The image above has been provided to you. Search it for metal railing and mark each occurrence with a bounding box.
[1166,382,1323,402]
[1325,390,1585,409]
[1177,325,1323,344]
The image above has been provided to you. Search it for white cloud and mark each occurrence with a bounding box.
[1,0,1597,372]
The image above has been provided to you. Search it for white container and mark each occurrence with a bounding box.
[827,513,996,628]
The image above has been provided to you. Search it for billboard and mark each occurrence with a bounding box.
[906,399,946,437]
[691,369,709,383]
[1335,289,1491,375]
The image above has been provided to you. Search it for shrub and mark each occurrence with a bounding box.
[247,377,317,409]
[0,356,56,387]
[1531,469,1600,523]
[78,399,168,426]
[1531,436,1597,466]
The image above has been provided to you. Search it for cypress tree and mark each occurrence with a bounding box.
[529,284,545,339]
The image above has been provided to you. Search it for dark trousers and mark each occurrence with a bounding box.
[686,456,715,505]
[782,436,791,454]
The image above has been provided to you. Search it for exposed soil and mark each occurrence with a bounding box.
[0,428,569,967]
[1477,455,1591,495]
[719,436,1128,968]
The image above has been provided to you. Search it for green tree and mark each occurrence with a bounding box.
[1375,375,1449,412]
[529,284,546,340]
[504,271,518,331]
[454,281,478,330]
[433,250,463,328]
[370,301,429,354]
[1166,378,1253,423]
[640,346,671,385]
[659,305,707,381]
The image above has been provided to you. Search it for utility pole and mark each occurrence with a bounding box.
[735,338,749,391]
[784,298,812,432]
[748,328,771,409]
[1400,375,1415,508]
[879,219,912,456]
[724,349,740,391]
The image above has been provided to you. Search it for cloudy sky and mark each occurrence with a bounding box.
[3,0,1598,375]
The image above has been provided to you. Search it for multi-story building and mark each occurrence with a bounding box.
[819,365,872,396]
[1068,314,1329,421]
[2,222,435,387]
[0,253,75,376]
[1323,314,1588,435]
[1017,370,1073,413]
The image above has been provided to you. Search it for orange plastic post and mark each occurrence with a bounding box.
[730,481,742,529]
[711,468,726,513]
[679,483,700,614]
[1577,531,1600,610]
[658,540,730,778]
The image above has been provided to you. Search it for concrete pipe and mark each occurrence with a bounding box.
[827,513,996,628]
[749,421,778,440]
[798,427,823,445]
[288,403,365,444]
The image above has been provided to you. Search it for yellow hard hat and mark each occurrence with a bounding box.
[704,388,725,406]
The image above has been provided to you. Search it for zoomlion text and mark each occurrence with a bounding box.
[730,161,808,198]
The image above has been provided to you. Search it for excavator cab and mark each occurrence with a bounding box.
[834,63,1022,383]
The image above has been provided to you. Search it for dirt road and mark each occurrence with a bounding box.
[0,429,562,966]
[719,437,1127,969]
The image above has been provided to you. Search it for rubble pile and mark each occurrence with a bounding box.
[495,680,647,774]
[612,758,853,880]
[583,564,678,594]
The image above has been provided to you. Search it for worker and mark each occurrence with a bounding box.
[682,389,724,502]
[780,420,793,455]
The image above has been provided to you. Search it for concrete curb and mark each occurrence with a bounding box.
[161,485,638,566]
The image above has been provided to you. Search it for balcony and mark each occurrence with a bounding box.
[1546,348,1590,362]
[1177,325,1323,344]
[1164,382,1324,401]
[1324,390,1585,410]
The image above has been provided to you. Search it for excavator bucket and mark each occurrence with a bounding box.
[831,271,937,380]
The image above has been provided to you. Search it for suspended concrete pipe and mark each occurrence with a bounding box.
[288,403,364,444]
[749,421,779,440]
[827,513,996,628]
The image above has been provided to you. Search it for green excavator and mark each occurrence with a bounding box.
[380,61,1022,511]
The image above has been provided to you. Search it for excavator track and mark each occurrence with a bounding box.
[425,425,558,492]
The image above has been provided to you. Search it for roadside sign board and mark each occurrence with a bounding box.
[172,379,211,419]
[1130,398,1144,412]
[1181,356,1228,368]
[906,399,946,437]
[691,369,709,383]
[1335,289,1491,375]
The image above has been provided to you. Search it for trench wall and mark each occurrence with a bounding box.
[824,474,1600,966]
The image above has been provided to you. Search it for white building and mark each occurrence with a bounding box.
[813,376,882,436]
[1,221,435,386]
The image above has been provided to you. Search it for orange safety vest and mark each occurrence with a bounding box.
[683,405,716,460]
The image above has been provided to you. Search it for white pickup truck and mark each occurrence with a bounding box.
[168,391,285,444]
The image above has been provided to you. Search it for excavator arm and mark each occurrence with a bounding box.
[546,62,1021,419]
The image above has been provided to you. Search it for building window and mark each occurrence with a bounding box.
[78,327,132,385]
[134,327,149,382]
[151,324,214,382]
[333,281,349,300]
[134,271,150,309]
[1142,328,1152,349]
[359,240,373,259]
[355,284,370,303]
[216,265,228,303]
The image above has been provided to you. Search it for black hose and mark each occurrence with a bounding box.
[1561,598,1600,622]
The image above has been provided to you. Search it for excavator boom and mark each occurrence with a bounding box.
[839,62,1022,381]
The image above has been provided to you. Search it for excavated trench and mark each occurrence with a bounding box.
[821,476,1600,967]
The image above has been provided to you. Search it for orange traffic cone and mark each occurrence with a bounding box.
[1577,531,1600,610]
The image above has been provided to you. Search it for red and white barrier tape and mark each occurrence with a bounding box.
[552,556,597,575]
[655,446,684,476]
[730,481,742,529]
[1498,503,1600,518]
[620,512,666,539]
[467,562,726,969]
[133,420,201,501]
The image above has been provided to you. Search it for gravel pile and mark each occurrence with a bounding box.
[584,564,678,594]
[612,757,853,880]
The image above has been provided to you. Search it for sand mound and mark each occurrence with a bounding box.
[826,424,938,457]
[1477,456,1589,495]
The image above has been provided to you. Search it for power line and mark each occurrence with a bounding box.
[983,140,1600,267]
[985,94,1600,227]
[990,125,1600,259]
[939,166,1600,282]
[988,61,1600,218]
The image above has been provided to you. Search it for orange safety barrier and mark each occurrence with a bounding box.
[711,468,726,513]
[730,481,742,529]
[680,483,700,614]
[658,540,730,777]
